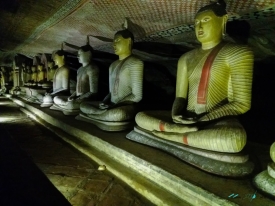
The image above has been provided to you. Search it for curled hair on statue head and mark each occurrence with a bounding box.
[196,0,227,17]
[115,29,135,43]
[80,44,94,53]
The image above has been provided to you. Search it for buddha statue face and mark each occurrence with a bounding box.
[54,54,64,67]
[195,10,227,44]
[77,49,91,65]
[113,34,131,56]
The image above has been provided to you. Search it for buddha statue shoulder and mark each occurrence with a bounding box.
[51,45,99,115]
[127,0,254,177]
[77,29,144,131]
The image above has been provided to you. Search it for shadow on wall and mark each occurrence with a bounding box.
[239,56,275,145]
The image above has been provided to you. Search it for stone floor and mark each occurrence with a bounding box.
[0,97,150,206]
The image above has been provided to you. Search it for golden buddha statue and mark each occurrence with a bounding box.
[37,64,46,86]
[76,29,144,131]
[40,50,70,107]
[254,142,275,196]
[127,0,254,176]
[50,44,98,115]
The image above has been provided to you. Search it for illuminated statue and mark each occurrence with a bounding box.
[127,0,254,176]
[76,28,144,131]
[40,50,70,107]
[254,142,275,196]
[0,67,7,94]
[42,61,56,89]
[30,66,37,86]
[51,44,98,115]
[37,64,46,86]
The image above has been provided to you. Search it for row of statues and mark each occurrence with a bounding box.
[5,0,274,196]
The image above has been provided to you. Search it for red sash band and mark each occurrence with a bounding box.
[197,43,226,104]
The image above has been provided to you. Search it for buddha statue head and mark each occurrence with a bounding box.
[195,0,228,48]
[31,66,36,73]
[113,29,134,59]
[37,64,43,72]
[54,50,66,68]
[77,44,93,67]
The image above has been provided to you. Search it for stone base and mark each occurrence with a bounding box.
[254,170,275,197]
[40,102,53,107]
[76,113,134,131]
[50,104,79,116]
[126,126,254,177]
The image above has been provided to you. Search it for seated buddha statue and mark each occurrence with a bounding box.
[30,66,38,86]
[42,61,56,89]
[50,44,99,115]
[254,142,275,196]
[76,29,144,131]
[40,50,70,107]
[127,0,254,176]
[0,67,7,94]
[37,64,46,86]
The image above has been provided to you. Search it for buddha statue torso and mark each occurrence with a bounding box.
[76,63,98,96]
[182,43,252,120]
[52,65,70,93]
[109,56,143,104]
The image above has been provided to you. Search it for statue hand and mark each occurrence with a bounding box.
[99,103,109,109]
[67,96,75,101]
[172,115,196,124]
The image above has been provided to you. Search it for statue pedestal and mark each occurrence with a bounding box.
[253,165,275,197]
[126,126,254,177]
[254,142,275,197]
[75,113,135,131]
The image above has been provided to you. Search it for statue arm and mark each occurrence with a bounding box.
[78,66,99,100]
[117,59,144,103]
[199,46,254,121]
[172,55,189,121]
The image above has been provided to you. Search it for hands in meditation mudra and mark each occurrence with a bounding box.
[127,0,255,176]
[76,29,144,131]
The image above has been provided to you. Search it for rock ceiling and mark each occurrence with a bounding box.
[0,0,275,64]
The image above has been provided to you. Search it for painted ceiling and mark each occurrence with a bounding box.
[0,0,275,64]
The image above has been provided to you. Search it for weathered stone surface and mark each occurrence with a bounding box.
[126,127,254,177]
[254,170,275,197]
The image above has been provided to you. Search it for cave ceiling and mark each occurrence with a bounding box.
[0,0,275,65]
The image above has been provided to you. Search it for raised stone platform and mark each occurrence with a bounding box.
[127,127,254,177]
[6,94,275,206]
